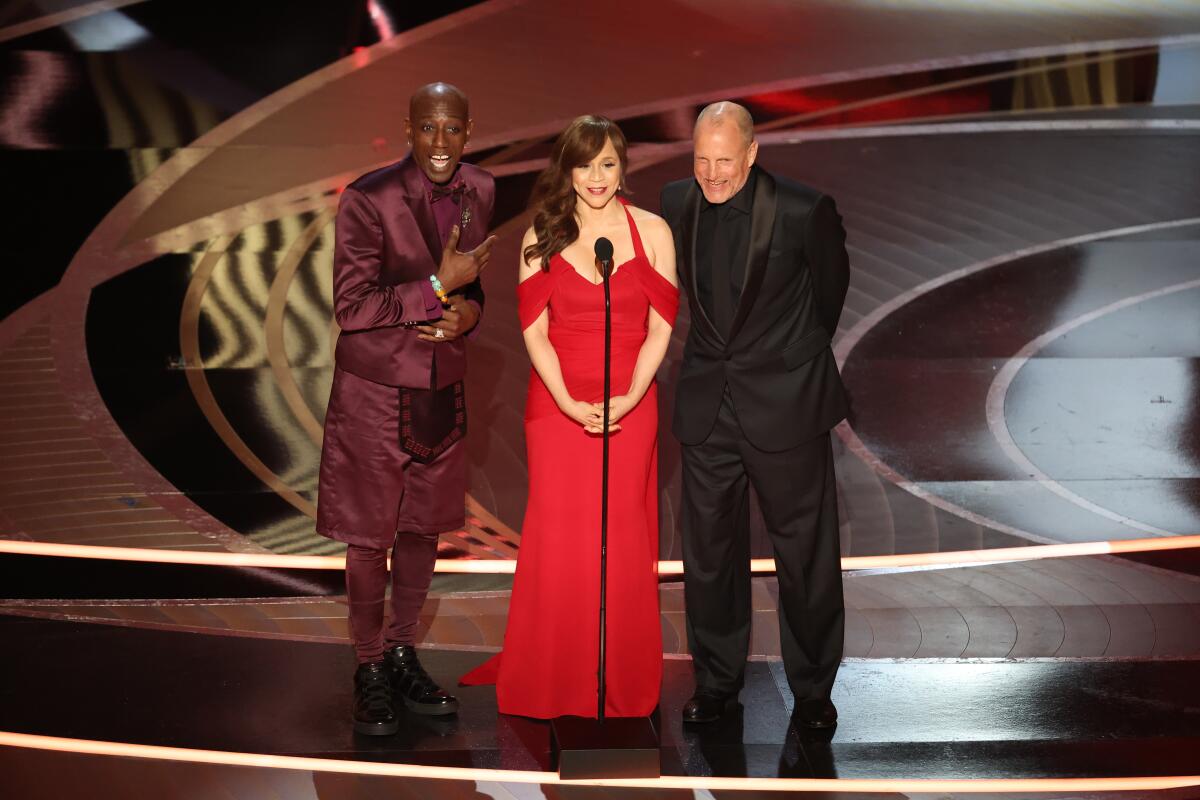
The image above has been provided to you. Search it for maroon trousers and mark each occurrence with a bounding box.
[317,367,469,664]
[345,533,439,662]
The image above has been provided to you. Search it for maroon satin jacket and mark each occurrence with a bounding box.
[332,156,495,389]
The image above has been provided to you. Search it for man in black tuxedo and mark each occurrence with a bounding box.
[659,102,850,730]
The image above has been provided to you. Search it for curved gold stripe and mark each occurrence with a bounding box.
[264,210,334,444]
[4,534,1199,574]
[179,239,316,518]
[1,731,1198,793]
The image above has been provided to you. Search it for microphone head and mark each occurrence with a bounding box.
[594,237,614,264]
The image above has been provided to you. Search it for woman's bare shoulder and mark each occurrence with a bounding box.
[625,203,663,223]
[625,204,672,235]
[626,205,671,240]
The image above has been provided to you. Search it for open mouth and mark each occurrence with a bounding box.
[430,154,453,170]
[587,186,608,195]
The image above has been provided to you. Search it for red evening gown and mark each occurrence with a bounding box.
[460,201,679,718]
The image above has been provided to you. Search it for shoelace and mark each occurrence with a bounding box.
[359,674,393,714]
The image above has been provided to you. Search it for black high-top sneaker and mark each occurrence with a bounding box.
[353,661,399,735]
[385,645,459,715]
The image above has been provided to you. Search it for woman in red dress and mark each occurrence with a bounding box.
[461,116,678,718]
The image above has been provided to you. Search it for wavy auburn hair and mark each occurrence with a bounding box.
[523,115,629,270]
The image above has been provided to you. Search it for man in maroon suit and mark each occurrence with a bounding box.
[317,82,496,735]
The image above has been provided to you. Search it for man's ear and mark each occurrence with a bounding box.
[747,139,759,167]
[403,118,413,144]
[465,118,474,145]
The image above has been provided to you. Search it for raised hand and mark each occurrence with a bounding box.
[436,226,498,292]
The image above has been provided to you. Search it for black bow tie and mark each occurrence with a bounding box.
[429,183,467,204]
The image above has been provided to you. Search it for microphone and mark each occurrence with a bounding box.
[594,237,614,279]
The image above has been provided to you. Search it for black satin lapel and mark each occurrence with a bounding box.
[680,183,698,288]
[728,170,776,342]
[682,182,720,340]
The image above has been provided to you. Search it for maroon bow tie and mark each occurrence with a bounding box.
[429,183,466,204]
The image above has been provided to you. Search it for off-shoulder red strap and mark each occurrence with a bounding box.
[633,260,680,326]
[618,200,679,326]
[517,260,564,330]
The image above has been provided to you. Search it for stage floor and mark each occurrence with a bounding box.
[3,0,1200,796]
[3,616,1199,783]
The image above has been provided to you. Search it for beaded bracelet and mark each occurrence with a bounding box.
[429,274,450,305]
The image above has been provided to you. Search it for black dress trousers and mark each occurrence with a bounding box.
[681,389,844,703]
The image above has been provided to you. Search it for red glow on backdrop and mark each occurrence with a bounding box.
[749,90,844,116]
[746,85,993,128]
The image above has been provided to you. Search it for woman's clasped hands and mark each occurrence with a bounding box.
[560,394,637,434]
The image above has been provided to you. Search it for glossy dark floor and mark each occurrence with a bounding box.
[3,616,1199,781]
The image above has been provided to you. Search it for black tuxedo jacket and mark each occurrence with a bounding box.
[660,166,850,451]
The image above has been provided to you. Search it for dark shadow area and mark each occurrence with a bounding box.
[0,553,343,600]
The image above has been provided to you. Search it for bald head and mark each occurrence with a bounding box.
[692,101,758,204]
[694,101,754,147]
[405,82,473,184]
[409,81,469,119]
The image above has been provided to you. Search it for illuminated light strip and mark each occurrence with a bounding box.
[1,731,1197,793]
[2,535,1198,574]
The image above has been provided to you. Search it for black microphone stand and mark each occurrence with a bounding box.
[598,242,612,722]
[548,237,659,779]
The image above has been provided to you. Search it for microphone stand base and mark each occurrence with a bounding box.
[549,714,660,779]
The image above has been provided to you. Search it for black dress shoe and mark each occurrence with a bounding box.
[385,645,459,716]
[353,661,399,736]
[682,689,736,723]
[792,697,838,730]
